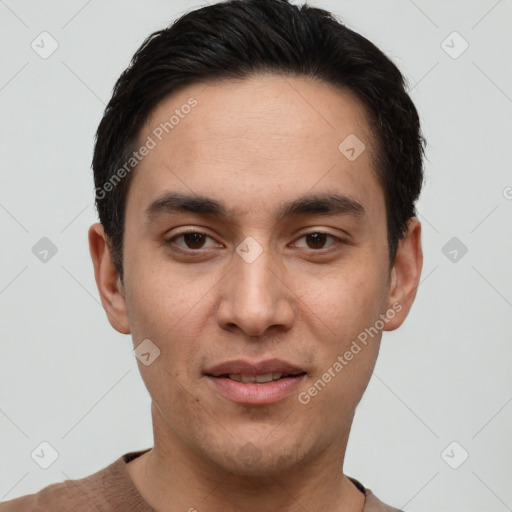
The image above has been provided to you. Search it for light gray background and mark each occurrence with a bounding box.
[1,1,511,511]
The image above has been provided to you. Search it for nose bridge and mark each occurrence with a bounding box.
[236,250,275,306]
[218,241,293,336]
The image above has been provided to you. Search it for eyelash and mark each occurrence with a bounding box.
[164,230,345,254]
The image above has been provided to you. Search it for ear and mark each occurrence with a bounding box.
[384,217,423,331]
[88,223,131,334]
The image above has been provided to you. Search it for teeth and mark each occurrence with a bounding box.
[255,374,274,383]
[227,372,284,383]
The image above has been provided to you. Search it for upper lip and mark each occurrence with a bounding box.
[204,358,306,377]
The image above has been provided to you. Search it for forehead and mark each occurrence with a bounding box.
[128,73,382,221]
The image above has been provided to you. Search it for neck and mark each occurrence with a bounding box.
[127,402,365,512]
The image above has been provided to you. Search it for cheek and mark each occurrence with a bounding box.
[123,265,221,403]
[295,261,387,341]
[125,257,216,340]
[300,271,384,417]
[305,345,378,429]
[140,363,209,443]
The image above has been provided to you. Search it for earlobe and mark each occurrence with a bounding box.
[384,217,423,331]
[88,223,131,334]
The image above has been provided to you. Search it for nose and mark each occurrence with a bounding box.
[216,245,295,338]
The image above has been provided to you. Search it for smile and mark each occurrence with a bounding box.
[218,372,304,383]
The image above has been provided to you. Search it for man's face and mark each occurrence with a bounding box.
[118,74,396,474]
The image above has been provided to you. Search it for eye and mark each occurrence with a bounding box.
[293,231,342,251]
[165,231,221,251]
[165,230,344,253]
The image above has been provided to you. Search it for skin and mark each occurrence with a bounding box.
[89,73,422,512]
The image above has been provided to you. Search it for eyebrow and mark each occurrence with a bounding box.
[144,191,365,222]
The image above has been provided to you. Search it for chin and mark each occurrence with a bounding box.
[209,438,308,477]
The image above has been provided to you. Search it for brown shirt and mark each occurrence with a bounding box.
[0,449,405,511]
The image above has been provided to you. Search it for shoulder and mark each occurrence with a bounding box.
[0,477,90,512]
[0,475,102,511]
[0,450,149,512]
[348,476,406,512]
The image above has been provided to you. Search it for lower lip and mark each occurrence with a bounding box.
[205,375,306,405]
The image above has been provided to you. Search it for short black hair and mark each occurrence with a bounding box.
[92,0,425,283]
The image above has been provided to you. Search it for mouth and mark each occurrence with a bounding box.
[211,372,306,383]
[204,359,307,405]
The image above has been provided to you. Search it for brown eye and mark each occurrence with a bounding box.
[294,232,340,251]
[165,231,220,251]
[305,232,329,249]
[182,232,207,249]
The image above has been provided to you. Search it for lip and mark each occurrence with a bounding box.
[203,358,307,406]
[204,358,306,377]
[205,374,306,405]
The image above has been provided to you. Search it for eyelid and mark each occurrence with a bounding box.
[165,228,222,250]
[165,229,347,254]
[291,230,346,250]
